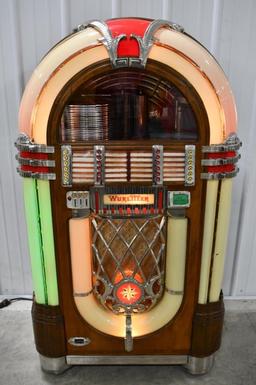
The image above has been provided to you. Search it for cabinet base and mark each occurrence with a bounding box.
[185,355,214,375]
[38,353,215,375]
[39,354,70,374]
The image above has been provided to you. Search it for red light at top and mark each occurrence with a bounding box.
[106,18,151,57]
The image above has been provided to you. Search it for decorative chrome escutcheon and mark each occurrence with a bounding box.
[68,336,91,347]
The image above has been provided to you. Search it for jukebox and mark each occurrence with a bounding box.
[15,18,241,374]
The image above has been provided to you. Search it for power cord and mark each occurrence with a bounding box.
[0,297,32,309]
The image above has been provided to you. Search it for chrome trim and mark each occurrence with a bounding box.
[131,19,184,67]
[16,154,55,167]
[88,20,123,67]
[201,167,239,180]
[202,134,242,153]
[125,314,133,352]
[83,19,184,68]
[202,143,241,152]
[66,355,188,365]
[68,337,91,347]
[74,289,93,297]
[61,145,72,186]
[17,167,56,180]
[39,354,70,374]
[152,145,163,185]
[66,191,90,209]
[201,154,240,166]
[15,133,55,153]
[185,145,195,186]
[165,288,184,295]
[185,355,215,375]
[94,145,105,186]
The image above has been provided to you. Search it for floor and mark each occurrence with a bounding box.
[0,299,255,385]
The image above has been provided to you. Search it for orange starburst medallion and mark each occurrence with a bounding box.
[115,280,143,305]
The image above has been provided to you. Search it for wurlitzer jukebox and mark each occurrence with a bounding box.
[15,18,241,374]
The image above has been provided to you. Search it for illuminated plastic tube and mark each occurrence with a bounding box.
[69,217,92,295]
[198,180,219,304]
[153,28,237,143]
[37,180,59,305]
[71,216,187,338]
[23,178,46,304]
[209,179,233,302]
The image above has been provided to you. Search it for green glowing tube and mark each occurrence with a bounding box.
[23,178,47,304]
[37,180,59,306]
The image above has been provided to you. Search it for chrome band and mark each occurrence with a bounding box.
[66,355,188,365]
[165,288,184,295]
[201,154,240,166]
[15,133,55,153]
[201,167,239,180]
[61,145,72,186]
[16,154,55,167]
[17,168,56,180]
[152,145,163,185]
[94,145,105,186]
[15,143,55,153]
[39,354,69,374]
[74,289,93,297]
[185,145,195,186]
[202,135,242,153]
[202,143,241,153]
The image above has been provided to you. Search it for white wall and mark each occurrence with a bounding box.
[0,0,255,296]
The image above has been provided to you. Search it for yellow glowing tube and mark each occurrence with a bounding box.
[19,27,103,139]
[149,46,223,145]
[198,180,219,304]
[71,216,187,338]
[209,179,233,302]
[154,28,237,142]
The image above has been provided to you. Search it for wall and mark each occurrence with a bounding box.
[0,0,255,296]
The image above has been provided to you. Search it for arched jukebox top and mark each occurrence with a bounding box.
[16,18,241,185]
[15,18,241,353]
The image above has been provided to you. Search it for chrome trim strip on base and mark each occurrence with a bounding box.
[201,167,239,180]
[16,154,55,167]
[17,168,56,180]
[66,355,188,365]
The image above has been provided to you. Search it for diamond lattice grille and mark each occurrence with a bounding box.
[91,215,166,313]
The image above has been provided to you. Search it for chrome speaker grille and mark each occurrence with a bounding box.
[69,148,186,184]
[92,215,166,313]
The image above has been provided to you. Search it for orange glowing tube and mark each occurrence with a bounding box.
[69,217,92,295]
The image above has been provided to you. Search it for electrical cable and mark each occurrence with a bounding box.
[0,297,33,309]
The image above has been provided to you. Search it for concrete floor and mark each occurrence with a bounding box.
[0,300,256,385]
